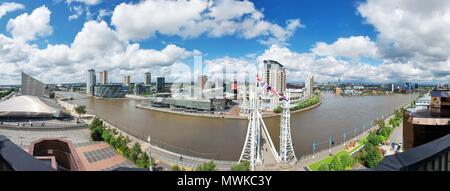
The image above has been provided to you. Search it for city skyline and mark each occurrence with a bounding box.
[1,0,450,85]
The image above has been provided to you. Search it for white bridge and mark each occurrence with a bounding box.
[239,80,297,171]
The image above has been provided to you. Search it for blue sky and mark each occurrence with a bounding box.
[1,0,376,58]
[1,0,449,84]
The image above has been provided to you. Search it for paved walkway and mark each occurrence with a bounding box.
[0,127,91,150]
[294,114,398,171]
[382,122,404,156]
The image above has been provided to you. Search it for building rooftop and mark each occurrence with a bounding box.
[0,95,61,118]
[263,60,284,68]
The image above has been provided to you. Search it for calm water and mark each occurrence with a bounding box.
[60,92,415,161]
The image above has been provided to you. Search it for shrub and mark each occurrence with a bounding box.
[91,127,103,141]
[329,156,343,171]
[230,161,250,171]
[273,106,282,113]
[196,161,216,171]
[339,154,354,169]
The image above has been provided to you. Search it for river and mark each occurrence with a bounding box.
[59,92,416,161]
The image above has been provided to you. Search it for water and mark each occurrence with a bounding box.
[59,92,415,161]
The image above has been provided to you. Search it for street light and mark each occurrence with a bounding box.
[147,135,153,171]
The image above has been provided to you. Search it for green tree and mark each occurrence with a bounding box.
[89,117,103,130]
[329,156,343,171]
[230,161,250,171]
[339,154,354,169]
[195,161,216,171]
[317,163,330,171]
[273,106,282,113]
[74,105,87,118]
[91,126,104,141]
[136,153,151,168]
[358,144,383,168]
[374,119,385,129]
[367,131,382,145]
[129,143,142,162]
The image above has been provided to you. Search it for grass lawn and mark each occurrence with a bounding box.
[308,150,349,171]
[308,134,369,171]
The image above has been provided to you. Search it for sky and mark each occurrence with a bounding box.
[0,0,450,85]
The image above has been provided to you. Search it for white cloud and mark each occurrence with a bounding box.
[111,0,302,45]
[96,9,112,21]
[66,0,101,6]
[358,0,450,62]
[6,6,53,42]
[68,5,83,21]
[356,0,450,81]
[312,36,379,59]
[0,2,24,19]
[0,20,201,84]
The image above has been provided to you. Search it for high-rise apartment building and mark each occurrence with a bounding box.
[305,74,314,98]
[123,75,131,86]
[86,69,96,96]
[157,77,165,92]
[145,72,151,85]
[99,71,108,84]
[197,75,208,99]
[262,60,286,109]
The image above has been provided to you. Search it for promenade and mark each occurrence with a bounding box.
[295,113,398,171]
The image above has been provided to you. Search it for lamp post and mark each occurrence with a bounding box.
[147,135,153,171]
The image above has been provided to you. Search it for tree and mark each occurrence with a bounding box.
[74,105,87,118]
[358,144,383,168]
[91,126,104,141]
[136,153,151,168]
[339,154,354,169]
[317,163,330,171]
[329,156,343,171]
[230,161,250,171]
[129,143,142,162]
[89,117,103,130]
[273,106,282,113]
[367,132,382,145]
[195,161,216,171]
[364,144,383,168]
[374,119,385,129]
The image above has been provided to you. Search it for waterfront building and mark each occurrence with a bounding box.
[86,69,96,96]
[305,74,314,98]
[262,60,286,109]
[145,72,151,85]
[0,95,62,118]
[94,84,126,98]
[123,75,131,86]
[134,83,143,95]
[150,97,228,112]
[156,77,165,92]
[21,72,53,98]
[403,87,450,150]
[197,75,208,99]
[288,88,303,105]
[99,71,108,84]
